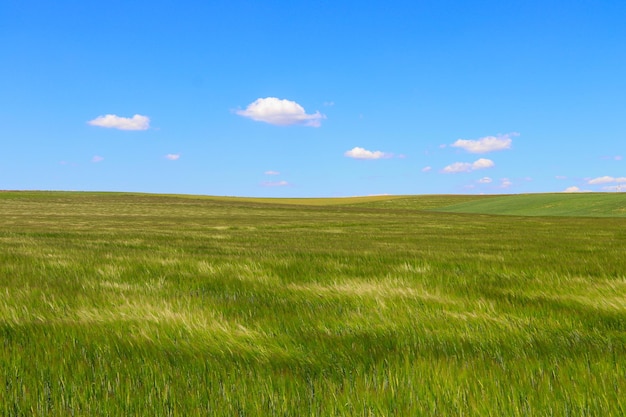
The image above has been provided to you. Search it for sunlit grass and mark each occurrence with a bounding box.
[433,192,626,217]
[1,191,625,415]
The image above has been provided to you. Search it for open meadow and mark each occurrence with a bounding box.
[1,191,625,415]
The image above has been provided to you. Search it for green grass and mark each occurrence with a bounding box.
[430,192,626,217]
[1,191,626,415]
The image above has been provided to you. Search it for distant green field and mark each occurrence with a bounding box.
[430,192,626,217]
[1,191,625,415]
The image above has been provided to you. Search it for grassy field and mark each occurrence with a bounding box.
[1,191,625,415]
[432,192,626,217]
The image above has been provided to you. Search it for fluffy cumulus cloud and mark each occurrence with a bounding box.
[344,147,391,160]
[443,158,495,173]
[236,97,325,127]
[88,114,150,130]
[473,158,495,169]
[451,133,516,153]
[587,176,626,185]
[563,186,592,193]
[165,154,180,160]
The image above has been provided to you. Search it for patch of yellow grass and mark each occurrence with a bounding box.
[183,194,408,206]
[287,279,453,304]
[524,277,626,311]
[196,261,277,284]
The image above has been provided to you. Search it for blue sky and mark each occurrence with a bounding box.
[2,0,625,197]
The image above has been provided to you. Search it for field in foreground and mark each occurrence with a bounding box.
[1,191,625,415]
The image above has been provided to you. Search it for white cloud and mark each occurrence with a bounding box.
[443,162,472,173]
[563,186,592,193]
[442,158,495,173]
[603,185,626,192]
[616,156,623,161]
[265,170,280,175]
[344,147,391,160]
[165,154,180,160]
[451,133,516,153]
[473,158,495,169]
[555,175,567,180]
[261,180,290,187]
[587,176,626,185]
[422,166,432,172]
[500,178,513,188]
[236,97,325,127]
[478,177,492,183]
[92,155,104,163]
[88,114,150,130]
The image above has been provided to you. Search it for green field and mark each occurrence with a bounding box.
[1,191,625,415]
[433,192,626,217]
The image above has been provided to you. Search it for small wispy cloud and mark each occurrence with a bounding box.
[451,133,517,153]
[586,176,626,191]
[500,178,513,188]
[587,176,626,185]
[422,166,432,172]
[442,158,495,173]
[442,162,473,173]
[261,180,290,187]
[165,154,180,160]
[88,114,150,130]
[344,147,392,160]
[478,176,492,184]
[603,185,626,192]
[236,97,325,127]
[264,170,280,175]
[92,155,104,163]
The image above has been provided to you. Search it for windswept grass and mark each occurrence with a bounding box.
[431,192,626,217]
[1,191,625,415]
